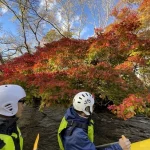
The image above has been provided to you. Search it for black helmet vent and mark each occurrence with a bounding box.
[82,94,85,97]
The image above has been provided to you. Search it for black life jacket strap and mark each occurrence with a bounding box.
[0,139,5,149]
[11,127,20,150]
[66,120,88,136]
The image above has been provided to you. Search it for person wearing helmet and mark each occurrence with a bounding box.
[0,84,26,150]
[58,92,131,150]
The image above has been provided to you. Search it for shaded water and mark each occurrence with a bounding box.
[18,106,150,150]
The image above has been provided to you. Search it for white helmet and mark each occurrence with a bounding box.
[73,92,94,115]
[0,84,26,116]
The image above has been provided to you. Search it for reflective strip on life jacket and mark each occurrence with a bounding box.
[0,127,23,150]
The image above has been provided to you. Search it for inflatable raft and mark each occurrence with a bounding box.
[96,139,150,150]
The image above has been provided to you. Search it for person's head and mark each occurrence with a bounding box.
[0,84,26,118]
[73,92,94,118]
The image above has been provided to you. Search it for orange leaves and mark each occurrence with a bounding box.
[94,28,104,37]
[110,6,140,37]
[115,61,133,71]
[138,0,150,36]
[108,94,148,120]
[138,0,150,13]
[146,94,150,103]
[117,7,131,20]
[97,62,111,68]
[111,8,119,17]
[127,55,145,65]
[115,55,145,72]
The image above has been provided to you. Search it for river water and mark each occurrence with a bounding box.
[18,106,150,150]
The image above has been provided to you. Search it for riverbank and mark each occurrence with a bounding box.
[18,106,150,150]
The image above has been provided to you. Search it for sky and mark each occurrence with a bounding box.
[0,12,17,34]
[0,0,140,59]
[0,0,140,40]
[0,0,121,40]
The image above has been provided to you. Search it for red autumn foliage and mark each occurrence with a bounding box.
[0,6,150,119]
[108,94,150,120]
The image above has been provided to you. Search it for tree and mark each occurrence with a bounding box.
[42,29,62,44]
[86,0,115,28]
[0,0,66,60]
[118,0,150,38]
[109,0,150,89]
[0,0,118,61]
[44,29,73,43]
[44,0,87,38]
[40,0,116,37]
[138,0,150,38]
[0,0,38,57]
[122,0,142,4]
[0,5,149,120]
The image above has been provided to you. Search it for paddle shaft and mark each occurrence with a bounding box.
[95,142,118,149]
[96,135,126,149]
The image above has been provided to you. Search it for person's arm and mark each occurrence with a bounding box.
[104,143,123,150]
[97,138,131,150]
[96,143,123,150]
[63,128,96,150]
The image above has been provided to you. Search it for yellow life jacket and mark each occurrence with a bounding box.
[0,127,23,150]
[58,117,94,150]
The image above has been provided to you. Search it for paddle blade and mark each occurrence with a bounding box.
[33,133,40,150]
[96,137,150,150]
[131,139,150,150]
